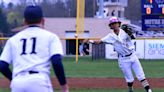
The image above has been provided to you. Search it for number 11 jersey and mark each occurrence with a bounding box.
[0,27,63,77]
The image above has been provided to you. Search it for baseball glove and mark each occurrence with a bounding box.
[121,24,135,39]
[121,24,133,36]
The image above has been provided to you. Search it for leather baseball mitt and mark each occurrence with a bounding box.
[121,24,133,36]
[121,24,135,39]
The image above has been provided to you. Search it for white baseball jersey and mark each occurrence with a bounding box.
[101,28,134,57]
[0,27,63,78]
[101,28,146,82]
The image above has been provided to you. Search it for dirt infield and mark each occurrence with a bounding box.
[0,78,164,89]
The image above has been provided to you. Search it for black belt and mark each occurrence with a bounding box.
[29,71,39,74]
[119,53,132,57]
[15,71,39,77]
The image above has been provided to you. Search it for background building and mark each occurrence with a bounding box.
[96,0,128,18]
[45,18,130,55]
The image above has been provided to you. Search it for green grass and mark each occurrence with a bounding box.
[0,88,164,92]
[63,57,121,78]
[55,88,164,92]
[0,89,10,92]
[0,57,164,78]
[62,57,164,78]
[140,59,164,78]
[0,57,164,91]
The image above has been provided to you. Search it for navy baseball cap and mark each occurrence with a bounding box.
[24,5,43,21]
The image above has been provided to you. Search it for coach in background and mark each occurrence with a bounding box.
[88,17,152,92]
[0,5,69,92]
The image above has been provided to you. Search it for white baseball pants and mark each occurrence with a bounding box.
[11,72,53,92]
[118,54,146,82]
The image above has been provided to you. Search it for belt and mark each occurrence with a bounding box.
[119,53,132,57]
[15,71,39,77]
[29,71,39,74]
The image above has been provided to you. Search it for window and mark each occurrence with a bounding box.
[65,31,89,55]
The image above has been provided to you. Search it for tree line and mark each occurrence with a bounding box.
[0,0,98,36]
[0,0,141,36]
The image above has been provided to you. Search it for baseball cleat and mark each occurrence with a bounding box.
[128,90,133,92]
[128,87,133,92]
[147,89,152,92]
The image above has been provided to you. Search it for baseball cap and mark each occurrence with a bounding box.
[108,16,121,26]
[24,5,43,21]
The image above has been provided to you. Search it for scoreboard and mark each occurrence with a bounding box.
[142,0,164,31]
[142,0,164,15]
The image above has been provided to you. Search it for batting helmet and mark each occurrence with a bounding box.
[108,16,121,26]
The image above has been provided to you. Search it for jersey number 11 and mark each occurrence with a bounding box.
[20,37,37,55]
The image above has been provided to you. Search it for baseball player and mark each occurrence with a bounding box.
[0,5,69,92]
[88,17,152,92]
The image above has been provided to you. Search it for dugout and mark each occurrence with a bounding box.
[66,39,90,56]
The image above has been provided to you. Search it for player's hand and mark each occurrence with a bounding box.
[93,40,102,44]
[83,39,90,43]
[83,39,102,44]
[61,84,69,92]
[83,39,95,44]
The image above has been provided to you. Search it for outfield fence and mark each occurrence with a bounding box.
[0,37,164,60]
[106,38,164,59]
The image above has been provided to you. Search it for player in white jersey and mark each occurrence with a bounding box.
[0,5,69,92]
[88,17,152,92]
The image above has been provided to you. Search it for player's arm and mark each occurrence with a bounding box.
[50,54,69,92]
[0,40,12,81]
[0,60,12,81]
[126,31,135,39]
[86,39,113,45]
[86,34,113,45]
[89,39,103,44]
[83,39,103,44]
[130,34,135,39]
